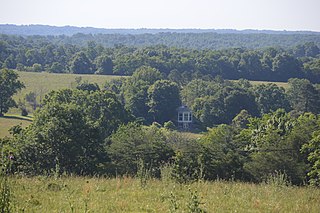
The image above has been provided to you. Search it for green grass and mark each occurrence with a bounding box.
[0,114,32,138]
[14,71,125,101]
[2,71,124,137]
[248,80,289,89]
[7,71,125,114]
[5,176,320,212]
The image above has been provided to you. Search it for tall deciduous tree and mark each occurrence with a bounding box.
[15,89,132,175]
[0,69,24,116]
[69,51,93,74]
[253,83,291,114]
[148,80,181,124]
[287,78,320,114]
[94,55,113,75]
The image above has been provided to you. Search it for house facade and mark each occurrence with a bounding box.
[177,105,192,130]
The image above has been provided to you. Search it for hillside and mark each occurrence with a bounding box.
[1,25,320,50]
[1,24,320,36]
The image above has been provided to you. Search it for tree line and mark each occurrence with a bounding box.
[1,34,320,82]
[103,66,320,128]
[1,68,320,186]
[2,90,320,186]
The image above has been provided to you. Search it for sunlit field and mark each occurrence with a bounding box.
[4,176,319,212]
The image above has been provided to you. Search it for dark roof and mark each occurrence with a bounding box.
[177,105,191,112]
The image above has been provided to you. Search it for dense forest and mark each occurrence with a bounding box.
[1,34,320,82]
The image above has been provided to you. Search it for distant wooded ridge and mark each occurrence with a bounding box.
[1,24,320,50]
[1,24,320,36]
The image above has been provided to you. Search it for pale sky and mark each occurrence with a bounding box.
[1,0,320,31]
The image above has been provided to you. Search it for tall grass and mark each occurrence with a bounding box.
[6,176,320,212]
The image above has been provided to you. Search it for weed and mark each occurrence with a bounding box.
[0,170,12,212]
[136,158,151,188]
[169,191,179,213]
[160,163,174,184]
[265,170,291,187]
[187,188,206,213]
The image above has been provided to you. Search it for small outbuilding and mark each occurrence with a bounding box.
[177,105,192,130]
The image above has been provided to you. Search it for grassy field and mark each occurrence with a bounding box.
[248,80,289,89]
[2,71,123,137]
[233,80,289,89]
[0,114,32,138]
[3,176,319,212]
[13,71,125,103]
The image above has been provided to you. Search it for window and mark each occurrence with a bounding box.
[184,113,189,121]
[178,113,183,121]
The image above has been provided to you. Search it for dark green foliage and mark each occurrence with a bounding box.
[286,78,320,114]
[254,83,290,114]
[0,69,25,116]
[25,91,38,110]
[76,82,100,91]
[148,80,181,124]
[108,122,174,176]
[94,55,113,75]
[1,33,320,82]
[241,110,311,184]
[199,125,247,181]
[15,89,131,175]
[69,51,93,74]
[185,79,258,126]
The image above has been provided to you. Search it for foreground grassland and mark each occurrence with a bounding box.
[6,176,320,212]
[0,114,32,138]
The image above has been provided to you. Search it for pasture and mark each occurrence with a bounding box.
[0,115,32,138]
[13,71,125,103]
[4,176,319,212]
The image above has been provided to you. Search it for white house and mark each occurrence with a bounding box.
[177,105,192,129]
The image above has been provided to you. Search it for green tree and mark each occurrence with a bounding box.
[287,78,320,114]
[108,122,174,176]
[242,110,309,184]
[132,66,163,85]
[148,80,181,124]
[302,130,320,186]
[25,91,37,110]
[0,69,25,116]
[94,55,113,75]
[69,51,93,74]
[123,79,150,121]
[200,124,246,180]
[253,83,290,114]
[15,89,132,175]
[76,81,100,91]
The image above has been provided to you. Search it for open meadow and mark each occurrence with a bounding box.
[1,71,124,137]
[12,71,125,104]
[3,176,319,212]
[0,115,33,138]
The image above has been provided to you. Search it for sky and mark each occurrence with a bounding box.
[1,0,320,31]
